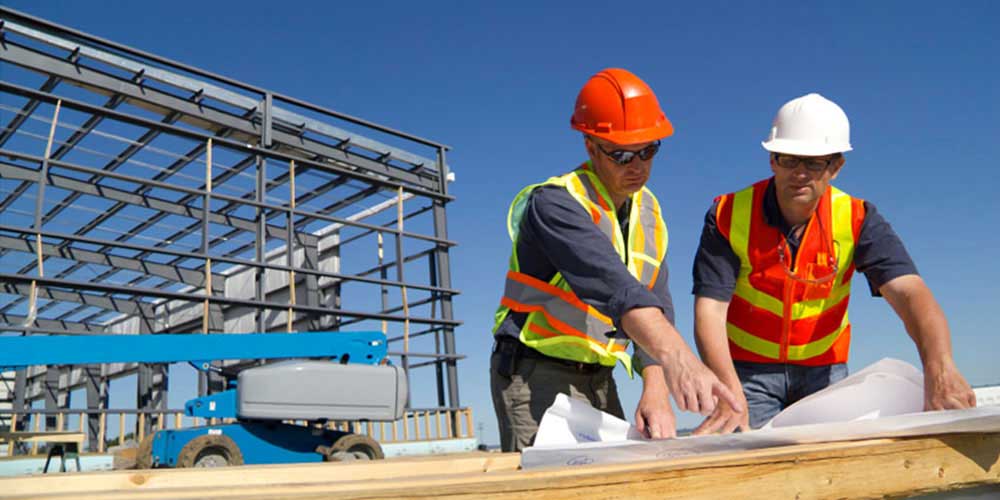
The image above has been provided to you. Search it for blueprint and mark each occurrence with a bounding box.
[522,358,1000,469]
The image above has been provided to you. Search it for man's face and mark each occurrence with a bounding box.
[769,153,845,209]
[585,136,659,204]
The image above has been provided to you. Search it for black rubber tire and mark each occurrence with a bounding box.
[176,434,244,468]
[135,434,156,469]
[323,434,384,461]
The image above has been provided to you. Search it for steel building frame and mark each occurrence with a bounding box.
[0,7,462,448]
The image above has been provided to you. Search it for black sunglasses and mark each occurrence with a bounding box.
[594,140,661,165]
[773,153,841,172]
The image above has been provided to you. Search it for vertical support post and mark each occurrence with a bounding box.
[98,413,106,453]
[136,306,157,435]
[423,411,430,441]
[464,408,473,438]
[256,155,266,333]
[428,252,446,407]
[203,137,213,336]
[43,366,58,431]
[198,137,222,397]
[13,369,26,430]
[432,148,460,434]
[378,232,387,335]
[118,413,125,447]
[261,93,273,148]
[255,92,273,334]
[31,417,40,455]
[97,412,108,453]
[325,231,340,330]
[286,160,296,333]
[84,364,107,452]
[7,414,16,456]
[394,187,411,406]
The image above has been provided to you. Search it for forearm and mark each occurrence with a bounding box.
[882,275,975,409]
[882,275,953,366]
[640,364,668,395]
[622,307,691,362]
[693,297,741,388]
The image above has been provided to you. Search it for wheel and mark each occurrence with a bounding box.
[319,434,384,462]
[176,435,244,468]
[135,434,155,469]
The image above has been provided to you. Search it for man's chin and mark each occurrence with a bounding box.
[623,181,646,192]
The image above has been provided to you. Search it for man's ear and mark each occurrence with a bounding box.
[829,156,846,179]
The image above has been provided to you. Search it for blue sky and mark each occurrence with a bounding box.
[8,1,999,445]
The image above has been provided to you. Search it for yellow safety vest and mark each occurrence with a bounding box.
[492,163,668,377]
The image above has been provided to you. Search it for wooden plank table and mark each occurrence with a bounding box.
[1,432,998,499]
[0,431,86,473]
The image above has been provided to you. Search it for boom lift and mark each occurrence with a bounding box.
[1,331,407,468]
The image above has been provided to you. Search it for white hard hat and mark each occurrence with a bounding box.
[761,93,852,156]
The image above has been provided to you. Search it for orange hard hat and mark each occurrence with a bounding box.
[570,68,674,145]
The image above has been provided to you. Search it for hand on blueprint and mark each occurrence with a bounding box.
[924,358,977,411]
[691,386,749,435]
[661,349,744,416]
[636,365,677,439]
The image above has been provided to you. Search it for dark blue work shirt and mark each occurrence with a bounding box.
[692,178,918,301]
[494,184,675,371]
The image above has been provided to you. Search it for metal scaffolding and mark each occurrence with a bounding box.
[0,7,462,448]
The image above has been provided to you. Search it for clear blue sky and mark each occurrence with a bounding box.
[10,1,999,446]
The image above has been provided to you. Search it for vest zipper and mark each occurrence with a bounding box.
[779,235,792,363]
[781,214,818,362]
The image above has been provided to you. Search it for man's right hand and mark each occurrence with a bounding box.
[661,348,744,416]
[692,384,749,435]
[621,306,745,417]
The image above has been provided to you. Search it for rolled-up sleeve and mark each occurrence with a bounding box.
[692,201,740,301]
[855,202,919,296]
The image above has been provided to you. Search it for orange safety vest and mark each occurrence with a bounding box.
[715,179,865,365]
[492,163,669,377]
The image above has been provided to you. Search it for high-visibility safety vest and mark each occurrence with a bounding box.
[492,162,668,377]
[715,179,866,366]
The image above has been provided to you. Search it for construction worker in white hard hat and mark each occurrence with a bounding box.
[490,69,742,451]
[690,93,976,433]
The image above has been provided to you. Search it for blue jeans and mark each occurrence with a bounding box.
[734,361,848,429]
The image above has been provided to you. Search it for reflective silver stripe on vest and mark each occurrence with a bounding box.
[503,276,615,340]
[575,173,619,249]
[635,191,662,284]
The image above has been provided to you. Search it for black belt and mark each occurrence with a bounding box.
[493,336,611,374]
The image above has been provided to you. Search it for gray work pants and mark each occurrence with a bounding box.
[490,349,623,452]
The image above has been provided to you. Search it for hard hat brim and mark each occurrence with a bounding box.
[761,138,852,156]
[574,121,674,145]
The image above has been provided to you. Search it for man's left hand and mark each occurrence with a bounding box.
[924,359,977,411]
[636,365,677,439]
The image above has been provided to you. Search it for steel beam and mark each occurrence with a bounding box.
[0,43,443,192]
[1,282,155,320]
[0,234,223,290]
[0,314,103,334]
[0,274,459,327]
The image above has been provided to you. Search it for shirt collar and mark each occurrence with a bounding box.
[763,177,796,235]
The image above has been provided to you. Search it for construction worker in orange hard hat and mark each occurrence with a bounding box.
[490,68,743,452]
[690,93,976,434]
